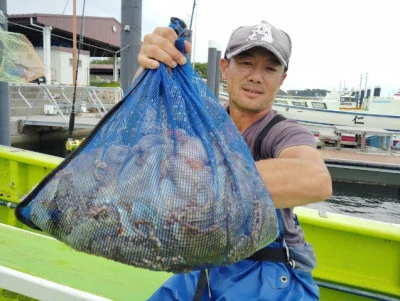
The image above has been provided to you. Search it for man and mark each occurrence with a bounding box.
[136,20,332,300]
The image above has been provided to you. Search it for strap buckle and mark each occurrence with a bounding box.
[285,246,295,268]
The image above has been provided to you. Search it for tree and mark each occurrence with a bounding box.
[193,62,207,78]
[286,89,329,97]
[91,57,119,64]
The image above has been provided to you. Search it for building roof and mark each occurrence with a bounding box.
[90,64,120,70]
[90,64,120,75]
[8,14,121,57]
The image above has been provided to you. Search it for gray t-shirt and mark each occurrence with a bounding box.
[241,110,316,247]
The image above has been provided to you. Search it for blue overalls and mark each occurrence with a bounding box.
[147,210,319,300]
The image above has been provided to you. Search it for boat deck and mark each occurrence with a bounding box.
[1,145,400,300]
[0,223,171,300]
[319,147,400,186]
[319,148,400,166]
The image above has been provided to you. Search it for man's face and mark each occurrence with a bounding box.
[221,47,287,114]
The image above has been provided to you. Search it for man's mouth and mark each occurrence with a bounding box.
[243,88,262,95]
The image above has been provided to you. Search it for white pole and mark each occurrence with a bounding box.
[0,265,111,301]
[113,53,118,82]
[43,25,52,85]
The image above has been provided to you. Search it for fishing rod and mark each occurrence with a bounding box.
[66,0,87,156]
[0,200,17,209]
[189,0,197,32]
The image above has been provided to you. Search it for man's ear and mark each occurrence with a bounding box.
[220,58,228,80]
[280,72,287,86]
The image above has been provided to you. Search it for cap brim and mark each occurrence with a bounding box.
[226,43,288,69]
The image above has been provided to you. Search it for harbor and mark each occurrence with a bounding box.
[4,3,400,190]
[1,0,400,300]
[3,84,400,300]
[8,83,400,189]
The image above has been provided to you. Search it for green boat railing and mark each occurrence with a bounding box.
[1,145,399,300]
[294,206,400,300]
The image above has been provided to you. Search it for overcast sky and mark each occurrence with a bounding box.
[7,0,400,96]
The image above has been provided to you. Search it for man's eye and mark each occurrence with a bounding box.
[267,67,277,72]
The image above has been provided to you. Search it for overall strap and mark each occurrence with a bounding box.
[247,113,292,264]
[253,114,286,161]
[193,269,209,301]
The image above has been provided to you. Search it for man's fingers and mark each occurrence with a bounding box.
[138,27,191,69]
[137,54,160,69]
[138,42,178,69]
[184,41,192,56]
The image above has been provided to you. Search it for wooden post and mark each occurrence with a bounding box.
[72,0,77,85]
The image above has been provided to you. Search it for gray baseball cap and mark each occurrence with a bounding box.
[224,21,292,69]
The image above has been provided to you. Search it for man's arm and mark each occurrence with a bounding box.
[255,145,332,208]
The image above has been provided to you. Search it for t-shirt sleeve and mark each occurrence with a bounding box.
[263,119,317,158]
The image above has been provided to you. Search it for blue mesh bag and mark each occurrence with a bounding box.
[15,18,278,273]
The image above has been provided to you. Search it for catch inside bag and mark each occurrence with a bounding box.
[15,18,278,273]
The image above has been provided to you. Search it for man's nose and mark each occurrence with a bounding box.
[248,69,263,83]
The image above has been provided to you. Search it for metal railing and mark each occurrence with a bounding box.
[14,84,123,123]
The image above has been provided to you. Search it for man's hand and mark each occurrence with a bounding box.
[138,27,191,69]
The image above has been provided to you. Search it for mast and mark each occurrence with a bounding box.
[358,73,363,107]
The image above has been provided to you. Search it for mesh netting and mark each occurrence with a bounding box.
[15,20,278,273]
[0,28,45,84]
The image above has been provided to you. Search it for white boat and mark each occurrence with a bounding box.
[219,88,400,147]
[272,89,400,133]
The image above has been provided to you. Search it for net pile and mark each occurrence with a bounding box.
[0,27,45,84]
[16,19,278,273]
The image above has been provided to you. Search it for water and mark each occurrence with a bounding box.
[304,182,400,224]
[12,131,88,159]
[12,138,400,225]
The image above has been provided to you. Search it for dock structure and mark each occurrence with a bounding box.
[7,84,400,187]
[9,84,122,145]
[317,130,342,148]
[13,116,400,187]
[320,148,400,187]
[314,125,400,186]
[333,125,395,151]
[15,114,102,130]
